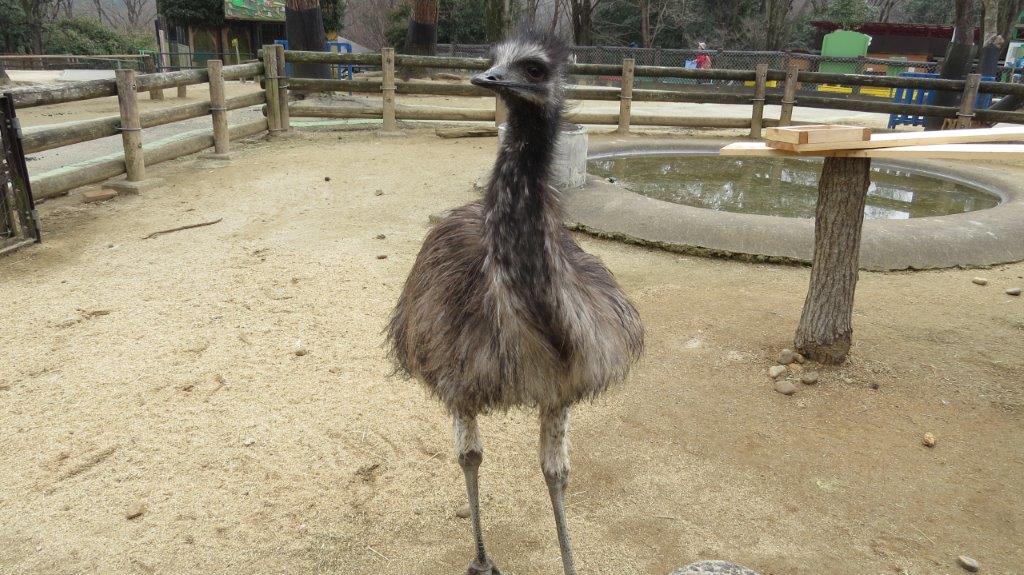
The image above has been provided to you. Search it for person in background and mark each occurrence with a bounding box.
[695,42,712,70]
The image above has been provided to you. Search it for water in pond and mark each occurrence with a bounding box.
[588,154,1000,219]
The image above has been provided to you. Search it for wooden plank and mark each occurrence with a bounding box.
[764,125,871,145]
[763,125,1024,152]
[721,141,1024,160]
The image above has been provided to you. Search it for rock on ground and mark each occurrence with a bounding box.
[669,560,761,575]
[957,555,980,572]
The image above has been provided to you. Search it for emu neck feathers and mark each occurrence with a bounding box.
[483,104,563,252]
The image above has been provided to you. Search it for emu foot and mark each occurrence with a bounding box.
[465,559,501,575]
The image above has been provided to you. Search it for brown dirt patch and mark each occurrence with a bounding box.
[1,129,1021,575]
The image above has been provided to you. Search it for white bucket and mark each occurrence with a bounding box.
[498,123,588,190]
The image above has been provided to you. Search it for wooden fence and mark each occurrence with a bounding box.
[281,49,1024,131]
[7,56,268,200]
[9,44,1024,204]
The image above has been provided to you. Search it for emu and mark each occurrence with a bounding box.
[386,30,644,575]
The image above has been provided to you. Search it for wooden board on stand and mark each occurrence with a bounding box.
[764,125,872,150]
[722,141,1024,160]
[763,125,1024,153]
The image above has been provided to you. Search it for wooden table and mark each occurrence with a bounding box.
[721,130,1024,364]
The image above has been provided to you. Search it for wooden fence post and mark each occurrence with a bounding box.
[275,44,291,132]
[955,73,981,129]
[617,58,634,134]
[144,54,164,101]
[749,62,768,138]
[202,59,231,160]
[177,46,190,98]
[104,69,163,193]
[380,47,403,136]
[330,44,339,80]
[262,45,282,135]
[779,61,799,126]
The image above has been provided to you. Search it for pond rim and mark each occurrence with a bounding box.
[561,137,1024,271]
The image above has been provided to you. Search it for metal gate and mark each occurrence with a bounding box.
[1,93,40,255]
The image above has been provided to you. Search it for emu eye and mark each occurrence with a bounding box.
[525,65,544,80]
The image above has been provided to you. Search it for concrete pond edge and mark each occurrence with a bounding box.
[562,137,1024,271]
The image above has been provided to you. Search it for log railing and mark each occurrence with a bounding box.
[280,49,1024,130]
[9,60,267,200]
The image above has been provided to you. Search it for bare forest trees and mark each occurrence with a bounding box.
[764,0,796,50]
[638,0,687,48]
[85,0,156,32]
[567,0,600,45]
[18,0,53,54]
[345,0,403,50]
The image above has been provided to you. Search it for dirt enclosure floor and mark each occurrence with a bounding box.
[1,128,1022,575]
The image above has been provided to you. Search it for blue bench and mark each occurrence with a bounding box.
[889,72,995,129]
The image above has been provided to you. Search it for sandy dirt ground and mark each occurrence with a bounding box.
[1,128,1022,575]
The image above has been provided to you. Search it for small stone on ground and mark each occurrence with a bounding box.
[774,380,797,395]
[972,277,988,286]
[455,504,470,519]
[768,365,787,379]
[125,502,146,520]
[957,555,979,572]
[778,349,796,364]
[800,372,819,385]
[83,190,118,203]
[669,560,761,575]
[923,433,937,448]
[1007,287,1021,296]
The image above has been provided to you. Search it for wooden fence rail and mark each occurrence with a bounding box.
[9,60,268,201]
[280,49,1024,130]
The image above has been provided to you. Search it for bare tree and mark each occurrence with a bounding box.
[567,0,601,45]
[406,0,438,54]
[998,0,1024,56]
[925,0,975,129]
[979,0,1003,77]
[49,0,73,19]
[103,0,157,32]
[637,0,687,48]
[287,0,330,78]
[876,0,906,22]
[764,0,795,50]
[18,0,55,54]
[345,0,403,50]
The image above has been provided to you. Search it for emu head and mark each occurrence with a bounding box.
[471,30,568,111]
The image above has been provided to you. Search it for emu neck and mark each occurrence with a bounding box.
[483,101,562,265]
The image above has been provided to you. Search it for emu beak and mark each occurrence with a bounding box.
[471,66,508,89]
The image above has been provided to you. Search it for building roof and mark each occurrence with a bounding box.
[811,21,980,41]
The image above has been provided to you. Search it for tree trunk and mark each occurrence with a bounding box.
[998,0,1024,59]
[794,157,871,364]
[979,0,1003,78]
[486,0,506,42]
[286,0,330,81]
[571,0,594,45]
[925,0,975,130]
[640,1,651,48]
[406,0,438,56]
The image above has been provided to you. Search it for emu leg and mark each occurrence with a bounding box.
[454,414,499,575]
[540,406,577,575]
[794,157,871,364]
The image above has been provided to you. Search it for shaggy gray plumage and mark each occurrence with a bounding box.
[386,29,643,575]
